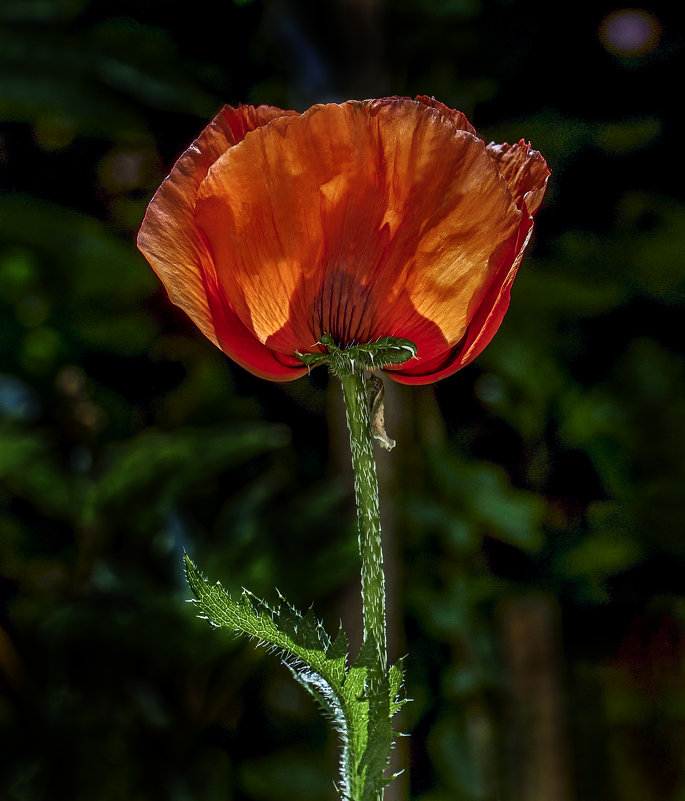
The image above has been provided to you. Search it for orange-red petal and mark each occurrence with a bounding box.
[486,139,550,215]
[414,94,477,135]
[137,104,297,372]
[387,133,549,384]
[200,252,307,381]
[195,98,522,364]
[388,214,535,384]
[139,97,549,384]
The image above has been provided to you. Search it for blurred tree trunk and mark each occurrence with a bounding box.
[500,594,574,801]
[335,0,389,98]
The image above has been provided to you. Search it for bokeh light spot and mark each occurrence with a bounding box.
[34,114,76,151]
[98,147,159,194]
[599,8,662,57]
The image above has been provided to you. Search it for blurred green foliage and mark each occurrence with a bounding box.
[1,1,685,800]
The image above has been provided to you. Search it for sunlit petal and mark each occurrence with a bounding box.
[487,139,550,215]
[137,104,296,349]
[139,97,549,384]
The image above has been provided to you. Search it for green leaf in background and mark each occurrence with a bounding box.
[422,446,546,554]
[185,556,408,801]
[90,423,291,530]
[0,15,219,138]
[0,0,85,24]
[0,197,158,359]
[0,422,78,520]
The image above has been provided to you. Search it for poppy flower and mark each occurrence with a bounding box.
[137,96,549,385]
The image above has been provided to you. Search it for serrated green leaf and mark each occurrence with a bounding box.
[389,660,409,718]
[185,556,406,801]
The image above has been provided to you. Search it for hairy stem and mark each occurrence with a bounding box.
[339,371,387,671]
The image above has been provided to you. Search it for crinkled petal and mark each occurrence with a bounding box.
[137,104,296,350]
[195,98,521,364]
[200,248,307,381]
[139,98,548,384]
[389,214,534,384]
[414,94,477,135]
[486,139,550,215]
[386,140,549,384]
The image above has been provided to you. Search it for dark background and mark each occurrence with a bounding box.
[1,1,684,799]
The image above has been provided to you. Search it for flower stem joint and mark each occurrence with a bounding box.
[298,334,417,451]
[296,333,418,377]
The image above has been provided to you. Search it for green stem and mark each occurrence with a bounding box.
[339,371,387,671]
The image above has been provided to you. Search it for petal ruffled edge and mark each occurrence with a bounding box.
[139,99,549,386]
[356,95,477,136]
[387,214,535,385]
[487,139,550,216]
[388,139,549,384]
[196,97,519,362]
[414,94,478,135]
[137,104,296,350]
